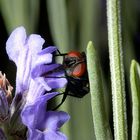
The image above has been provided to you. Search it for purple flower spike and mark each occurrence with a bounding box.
[6,27,69,139]
[21,93,70,140]
[6,26,67,104]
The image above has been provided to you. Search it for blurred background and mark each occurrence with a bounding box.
[0,0,140,139]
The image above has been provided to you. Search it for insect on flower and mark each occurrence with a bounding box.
[50,50,89,110]
[5,26,69,140]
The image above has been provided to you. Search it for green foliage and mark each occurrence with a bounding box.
[87,41,112,140]
[0,0,39,33]
[130,60,140,140]
[107,0,127,139]
[0,0,140,139]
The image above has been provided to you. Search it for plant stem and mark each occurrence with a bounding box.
[106,0,127,139]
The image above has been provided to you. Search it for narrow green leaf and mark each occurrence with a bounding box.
[130,60,140,140]
[106,0,127,139]
[122,0,136,97]
[47,0,69,51]
[87,41,112,140]
[0,0,39,33]
[79,0,100,51]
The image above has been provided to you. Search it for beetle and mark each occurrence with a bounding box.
[52,50,89,110]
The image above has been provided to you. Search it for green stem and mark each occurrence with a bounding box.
[106,0,127,139]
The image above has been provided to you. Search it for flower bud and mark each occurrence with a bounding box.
[0,72,12,123]
[0,128,7,140]
[0,72,13,104]
[8,93,27,138]
[0,89,9,123]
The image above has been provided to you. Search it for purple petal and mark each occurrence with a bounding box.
[43,130,67,140]
[44,70,67,89]
[38,46,57,55]
[21,93,69,140]
[6,27,47,94]
[31,63,67,90]
[44,130,67,140]
[46,78,67,89]
[21,92,59,128]
[27,34,45,56]
[34,77,52,91]
[6,26,26,64]
[28,128,67,140]
[42,111,70,131]
[22,35,45,87]
[15,46,29,93]
[34,75,67,91]
[31,64,62,78]
[27,128,43,140]
[34,53,53,67]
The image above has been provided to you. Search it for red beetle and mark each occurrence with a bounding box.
[52,50,89,110]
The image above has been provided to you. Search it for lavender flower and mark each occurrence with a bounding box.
[4,26,70,139]
[21,92,70,140]
[6,26,67,105]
